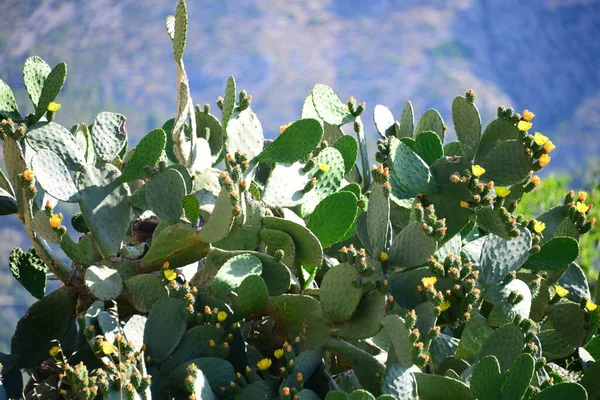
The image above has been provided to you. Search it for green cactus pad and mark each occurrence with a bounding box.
[531,383,587,400]
[478,229,532,288]
[320,263,362,324]
[308,191,359,249]
[173,0,187,61]
[398,101,415,138]
[167,357,235,395]
[536,206,569,240]
[311,84,354,126]
[122,315,146,353]
[144,297,188,364]
[382,365,418,400]
[258,118,323,163]
[199,187,235,243]
[0,167,14,197]
[480,140,533,186]
[388,222,437,268]
[262,216,323,269]
[260,228,296,267]
[382,315,413,368]
[475,118,520,164]
[77,163,131,257]
[325,392,350,400]
[326,338,385,395]
[83,265,123,301]
[298,147,346,215]
[141,224,210,271]
[451,96,481,161]
[373,105,396,138]
[414,373,470,400]
[455,315,493,360]
[225,107,264,165]
[221,76,236,129]
[523,236,579,271]
[0,188,17,216]
[425,184,472,242]
[557,263,591,303]
[211,253,262,299]
[414,131,444,166]
[366,183,391,256]
[33,62,66,122]
[231,274,270,319]
[31,149,79,202]
[160,324,221,375]
[27,122,86,170]
[60,234,102,266]
[146,168,186,224]
[124,274,167,313]
[388,138,435,196]
[120,128,166,183]
[471,355,501,400]
[430,333,459,369]
[9,248,47,300]
[333,134,359,174]
[443,142,463,157]
[195,105,224,164]
[332,291,386,340]
[0,79,22,122]
[11,286,76,369]
[485,279,532,326]
[182,194,200,224]
[91,112,128,163]
[22,56,51,108]
[414,109,444,142]
[548,302,586,349]
[31,210,62,244]
[475,207,514,240]
[430,156,471,186]
[3,137,30,218]
[501,353,535,400]
[478,324,524,372]
[267,294,329,349]
[262,161,310,208]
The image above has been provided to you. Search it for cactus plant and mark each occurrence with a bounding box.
[0,2,598,399]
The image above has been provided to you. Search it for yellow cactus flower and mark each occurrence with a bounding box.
[47,102,61,112]
[380,252,389,262]
[163,269,177,281]
[49,214,62,229]
[576,202,588,214]
[522,110,535,122]
[495,186,511,198]
[49,346,61,357]
[531,176,541,186]
[439,300,451,312]
[533,220,546,233]
[319,163,330,173]
[23,169,35,182]
[578,191,588,202]
[256,358,272,371]
[538,154,551,167]
[274,349,285,359]
[101,341,115,355]
[421,277,437,290]
[586,300,598,312]
[517,121,532,131]
[279,122,292,134]
[533,132,549,146]
[543,140,555,153]
[217,311,228,322]
[555,285,569,298]
[460,201,470,209]
[162,261,170,269]
[471,165,486,177]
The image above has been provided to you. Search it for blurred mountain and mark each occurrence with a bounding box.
[0,0,599,352]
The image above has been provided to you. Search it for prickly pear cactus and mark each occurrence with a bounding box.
[0,2,597,400]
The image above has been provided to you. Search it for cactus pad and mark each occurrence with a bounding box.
[225,108,264,163]
[91,112,128,163]
[414,373,471,400]
[475,118,519,164]
[414,131,444,166]
[144,297,189,364]
[31,149,79,203]
[471,355,501,400]
[389,222,437,267]
[388,138,435,196]
[77,163,131,257]
[478,324,524,372]
[211,253,262,299]
[333,134,359,174]
[84,265,123,301]
[451,96,481,161]
[124,274,167,313]
[0,188,17,216]
[195,105,223,164]
[33,62,67,122]
[373,105,396,138]
[9,248,47,300]
[141,224,210,271]
[480,140,532,186]
[146,168,186,224]
[262,216,323,269]
[221,75,236,129]
[258,118,323,163]
[0,79,22,122]
[367,183,391,256]
[307,191,359,249]
[478,229,532,288]
[398,100,415,139]
[120,128,166,182]
[299,146,346,216]
[262,161,310,208]
[523,236,579,271]
[414,108,444,141]
[382,315,413,368]
[311,84,354,126]
[22,56,51,108]
[199,187,235,243]
[320,263,362,323]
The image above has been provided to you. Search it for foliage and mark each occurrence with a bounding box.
[0,1,598,399]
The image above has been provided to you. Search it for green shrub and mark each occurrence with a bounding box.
[0,1,598,399]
